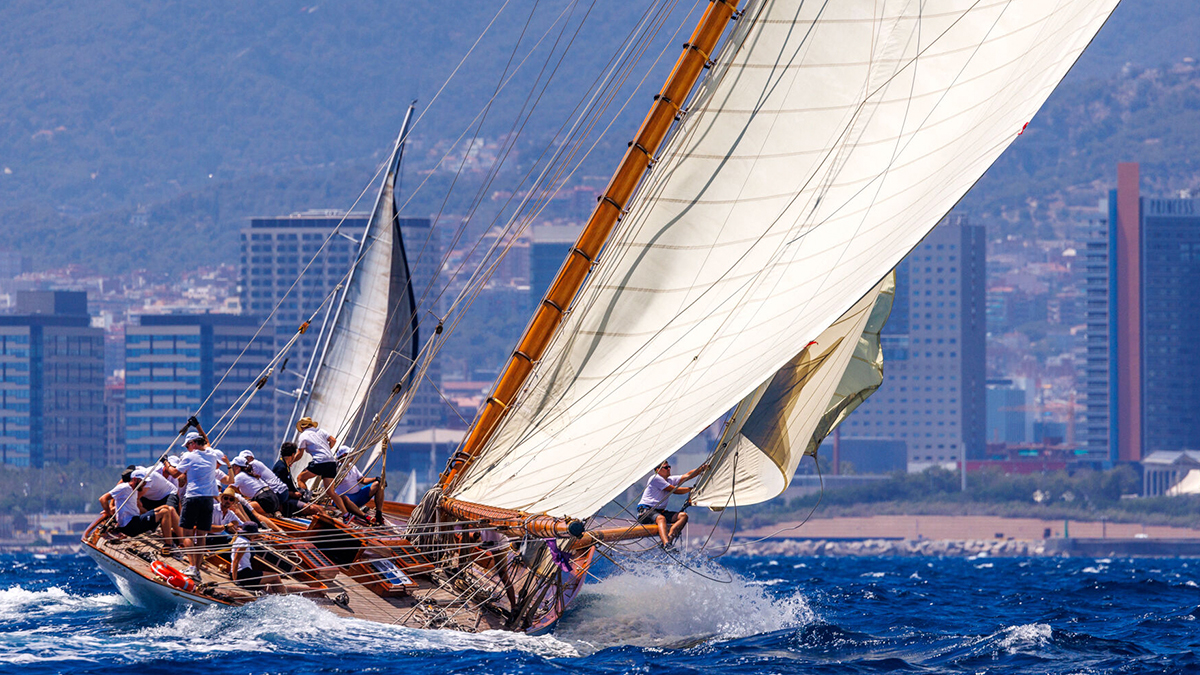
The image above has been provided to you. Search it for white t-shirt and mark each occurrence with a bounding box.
[176,449,222,498]
[107,482,140,528]
[297,428,335,464]
[136,467,177,500]
[212,505,243,529]
[232,471,269,499]
[335,466,364,496]
[231,535,253,571]
[250,459,288,495]
[159,465,180,488]
[639,474,682,508]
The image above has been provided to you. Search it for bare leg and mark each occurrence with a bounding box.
[340,492,367,519]
[293,501,324,517]
[654,513,670,546]
[185,528,201,570]
[667,512,689,543]
[370,483,385,524]
[155,506,178,546]
[247,501,272,519]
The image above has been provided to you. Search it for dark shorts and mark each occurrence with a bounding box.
[180,496,215,530]
[279,495,305,518]
[118,511,158,537]
[637,506,678,525]
[343,486,373,508]
[307,461,338,479]
[234,566,265,589]
[141,493,179,512]
[253,490,281,515]
[205,532,232,548]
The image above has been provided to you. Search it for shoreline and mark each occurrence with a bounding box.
[707,514,1200,557]
[721,536,1200,558]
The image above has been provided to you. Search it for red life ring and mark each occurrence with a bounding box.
[151,560,196,593]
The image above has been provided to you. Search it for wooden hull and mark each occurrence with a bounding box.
[82,504,603,634]
[84,542,226,610]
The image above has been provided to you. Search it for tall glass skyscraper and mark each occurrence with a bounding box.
[0,291,104,467]
[839,215,987,470]
[124,314,273,465]
[239,212,442,437]
[1082,162,1200,465]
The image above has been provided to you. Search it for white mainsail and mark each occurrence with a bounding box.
[293,110,421,446]
[690,272,894,508]
[450,0,1119,518]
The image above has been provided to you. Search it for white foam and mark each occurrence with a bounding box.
[133,596,577,657]
[996,623,1053,652]
[553,556,814,649]
[0,585,123,622]
[0,593,577,664]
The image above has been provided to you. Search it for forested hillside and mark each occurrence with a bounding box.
[0,0,1197,274]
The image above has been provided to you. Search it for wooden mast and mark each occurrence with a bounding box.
[441,0,742,493]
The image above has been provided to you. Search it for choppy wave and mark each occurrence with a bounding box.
[0,585,122,622]
[1,553,1199,673]
[553,553,814,649]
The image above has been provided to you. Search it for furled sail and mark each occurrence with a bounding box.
[293,110,421,446]
[690,272,894,508]
[449,0,1119,518]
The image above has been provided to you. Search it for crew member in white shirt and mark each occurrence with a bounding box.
[636,459,708,549]
[206,487,244,547]
[230,522,282,593]
[295,417,339,498]
[175,431,223,580]
[238,450,288,495]
[332,446,385,525]
[133,466,178,512]
[159,456,182,491]
[89,467,181,548]
[230,456,281,517]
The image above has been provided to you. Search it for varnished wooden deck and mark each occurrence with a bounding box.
[87,531,508,632]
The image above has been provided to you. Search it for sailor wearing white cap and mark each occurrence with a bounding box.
[133,466,178,512]
[175,431,223,580]
[230,455,282,516]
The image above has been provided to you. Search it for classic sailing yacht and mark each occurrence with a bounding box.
[84,0,1121,633]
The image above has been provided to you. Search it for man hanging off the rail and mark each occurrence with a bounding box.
[90,466,183,551]
[332,446,386,526]
[636,460,709,550]
[132,466,178,513]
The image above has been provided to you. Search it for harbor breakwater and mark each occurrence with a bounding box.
[726,537,1200,557]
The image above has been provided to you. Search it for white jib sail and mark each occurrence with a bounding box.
[690,272,894,508]
[450,0,1119,518]
[297,126,420,448]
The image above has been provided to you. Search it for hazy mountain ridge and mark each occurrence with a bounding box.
[0,0,1196,275]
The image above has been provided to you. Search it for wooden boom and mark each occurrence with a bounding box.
[440,495,662,547]
[441,0,742,492]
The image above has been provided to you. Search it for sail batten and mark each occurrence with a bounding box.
[449,0,1119,518]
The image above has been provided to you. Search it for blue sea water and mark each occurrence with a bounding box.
[1,551,1198,674]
